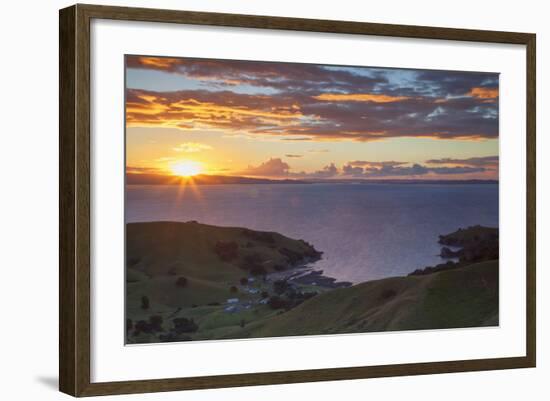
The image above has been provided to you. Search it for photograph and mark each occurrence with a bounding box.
[124,55,500,344]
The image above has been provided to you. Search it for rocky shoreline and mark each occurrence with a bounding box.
[126,222,498,343]
[409,225,498,276]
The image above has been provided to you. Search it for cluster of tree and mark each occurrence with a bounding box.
[267,279,317,311]
[173,317,198,334]
[278,247,304,265]
[129,315,164,336]
[141,295,149,309]
[242,229,275,244]
[439,225,498,263]
[240,253,267,276]
[175,276,188,287]
[409,260,460,276]
[410,226,499,276]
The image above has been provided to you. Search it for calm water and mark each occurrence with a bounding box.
[126,183,498,283]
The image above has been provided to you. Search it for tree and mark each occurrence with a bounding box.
[268,295,290,310]
[134,320,152,334]
[149,315,163,332]
[273,279,289,295]
[141,295,150,310]
[173,317,198,334]
[241,253,265,275]
[176,276,188,287]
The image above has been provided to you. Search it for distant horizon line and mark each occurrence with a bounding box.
[126,172,498,186]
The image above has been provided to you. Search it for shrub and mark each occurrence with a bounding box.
[241,253,264,273]
[268,295,291,310]
[149,315,163,332]
[273,264,286,271]
[273,279,289,295]
[230,285,238,293]
[173,317,198,334]
[242,229,274,244]
[134,320,152,334]
[380,288,397,300]
[279,248,303,265]
[141,295,149,310]
[261,291,269,299]
[240,277,249,285]
[176,276,188,287]
[250,266,267,276]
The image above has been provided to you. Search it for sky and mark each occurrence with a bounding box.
[125,55,499,180]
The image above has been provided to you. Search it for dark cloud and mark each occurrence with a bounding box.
[425,155,498,168]
[348,160,408,167]
[342,161,486,177]
[126,56,387,93]
[126,57,499,142]
[410,70,499,98]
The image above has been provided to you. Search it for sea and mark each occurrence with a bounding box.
[126,183,499,283]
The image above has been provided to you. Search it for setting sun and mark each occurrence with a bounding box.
[171,161,203,177]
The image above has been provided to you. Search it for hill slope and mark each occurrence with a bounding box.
[126,222,498,343]
[127,221,321,281]
[229,260,498,339]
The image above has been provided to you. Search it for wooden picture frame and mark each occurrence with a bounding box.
[59,3,536,397]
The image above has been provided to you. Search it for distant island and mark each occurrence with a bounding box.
[126,173,309,186]
[126,222,499,344]
[126,172,498,186]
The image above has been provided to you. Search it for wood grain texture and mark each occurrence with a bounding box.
[59,3,536,397]
[525,34,536,367]
[59,5,76,396]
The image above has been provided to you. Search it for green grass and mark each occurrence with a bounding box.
[126,221,317,280]
[126,221,321,342]
[126,222,499,343]
[223,260,499,339]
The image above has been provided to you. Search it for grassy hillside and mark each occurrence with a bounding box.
[127,221,321,280]
[231,260,498,339]
[126,222,498,344]
[126,221,324,343]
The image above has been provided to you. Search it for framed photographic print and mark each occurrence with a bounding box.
[59,4,536,397]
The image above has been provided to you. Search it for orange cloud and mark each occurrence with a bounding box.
[313,93,410,103]
[126,90,305,132]
[173,142,213,153]
[468,87,499,99]
[126,88,498,141]
[137,57,181,69]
